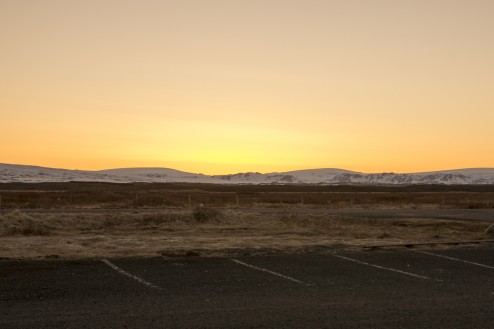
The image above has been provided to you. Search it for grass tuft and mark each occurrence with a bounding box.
[0,210,53,236]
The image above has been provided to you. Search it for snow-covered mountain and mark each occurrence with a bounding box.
[1,163,494,185]
[99,167,209,182]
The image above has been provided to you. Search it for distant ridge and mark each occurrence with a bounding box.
[1,163,494,185]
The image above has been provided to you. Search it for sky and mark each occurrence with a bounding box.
[1,0,493,174]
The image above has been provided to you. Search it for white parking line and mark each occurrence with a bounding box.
[414,251,494,270]
[333,254,438,281]
[101,259,163,290]
[231,259,308,285]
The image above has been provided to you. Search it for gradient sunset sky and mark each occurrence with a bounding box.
[1,0,493,174]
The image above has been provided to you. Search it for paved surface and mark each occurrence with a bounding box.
[2,207,494,222]
[1,246,493,328]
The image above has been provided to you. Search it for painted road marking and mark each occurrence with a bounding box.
[101,259,163,290]
[333,254,438,281]
[231,259,308,285]
[415,251,494,270]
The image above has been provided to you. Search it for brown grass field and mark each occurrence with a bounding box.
[1,182,494,209]
[1,182,493,259]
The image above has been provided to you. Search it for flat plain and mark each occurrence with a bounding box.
[1,182,494,259]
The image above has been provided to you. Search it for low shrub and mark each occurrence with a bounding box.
[140,211,192,225]
[192,206,221,223]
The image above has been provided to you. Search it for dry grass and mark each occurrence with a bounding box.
[0,208,491,259]
[0,210,53,236]
[192,206,222,223]
[278,211,488,241]
[485,223,494,235]
[2,182,494,209]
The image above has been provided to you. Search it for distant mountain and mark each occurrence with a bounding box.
[1,163,494,185]
[99,167,209,181]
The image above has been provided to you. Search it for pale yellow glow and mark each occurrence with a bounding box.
[1,1,494,174]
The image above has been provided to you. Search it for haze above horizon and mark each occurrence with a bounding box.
[2,1,493,175]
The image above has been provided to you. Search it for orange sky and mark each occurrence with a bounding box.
[1,0,494,174]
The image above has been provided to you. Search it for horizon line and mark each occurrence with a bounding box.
[2,162,494,176]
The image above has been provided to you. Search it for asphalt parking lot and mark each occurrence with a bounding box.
[1,246,493,328]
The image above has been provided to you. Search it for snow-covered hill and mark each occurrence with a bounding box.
[0,164,129,183]
[98,167,210,183]
[1,163,494,185]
